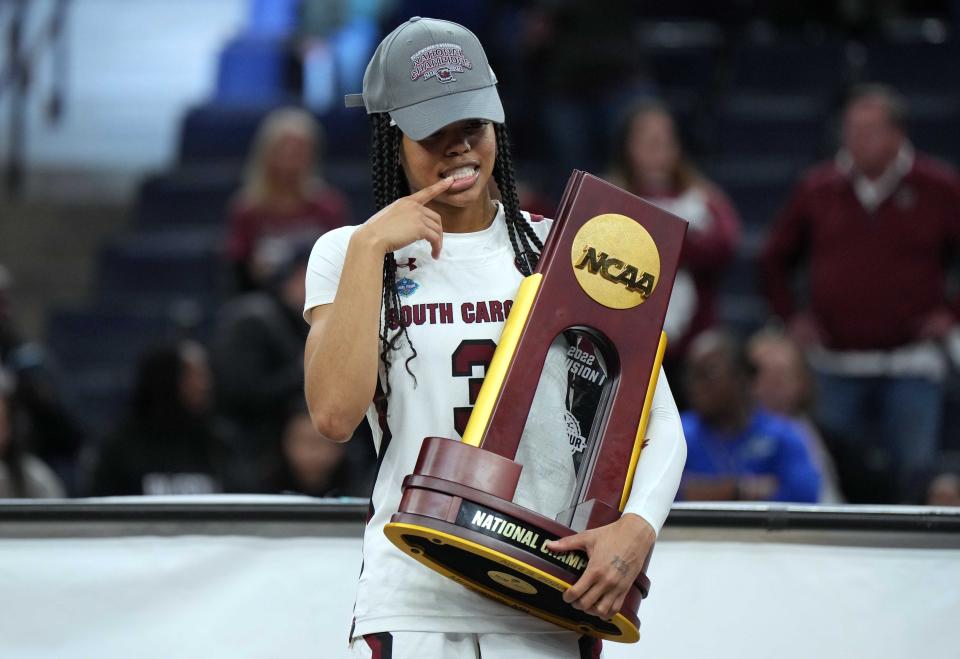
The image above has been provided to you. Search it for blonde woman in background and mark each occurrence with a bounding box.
[227,107,351,290]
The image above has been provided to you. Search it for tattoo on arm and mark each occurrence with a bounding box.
[610,555,630,575]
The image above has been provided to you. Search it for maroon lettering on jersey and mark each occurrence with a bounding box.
[474,301,491,324]
[460,300,514,324]
[439,303,454,324]
[411,304,426,325]
[451,339,497,437]
[392,300,515,327]
[528,213,545,223]
[386,308,399,331]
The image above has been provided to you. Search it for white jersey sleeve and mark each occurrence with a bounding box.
[303,225,358,321]
[621,367,686,535]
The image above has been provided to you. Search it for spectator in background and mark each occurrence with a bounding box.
[90,341,226,496]
[0,378,65,498]
[608,100,741,388]
[265,401,374,498]
[226,107,350,291]
[211,243,314,491]
[0,264,84,493]
[678,330,821,503]
[748,329,844,503]
[760,84,960,498]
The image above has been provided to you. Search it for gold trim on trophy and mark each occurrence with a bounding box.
[619,331,668,511]
[383,521,640,642]
[462,273,543,448]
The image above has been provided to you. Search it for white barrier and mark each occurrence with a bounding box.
[0,498,957,659]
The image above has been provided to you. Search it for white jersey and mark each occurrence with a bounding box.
[304,203,685,637]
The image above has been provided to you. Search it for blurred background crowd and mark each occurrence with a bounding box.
[2,0,960,508]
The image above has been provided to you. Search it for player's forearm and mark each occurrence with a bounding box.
[621,368,687,535]
[305,229,386,440]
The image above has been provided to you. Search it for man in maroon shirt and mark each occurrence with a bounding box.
[760,84,960,500]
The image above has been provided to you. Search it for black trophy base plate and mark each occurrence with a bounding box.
[384,513,641,643]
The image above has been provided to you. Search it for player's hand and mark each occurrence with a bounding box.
[544,513,655,620]
[357,176,454,259]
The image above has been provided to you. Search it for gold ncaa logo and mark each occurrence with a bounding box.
[571,214,660,309]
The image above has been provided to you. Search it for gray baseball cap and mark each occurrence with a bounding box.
[344,16,504,140]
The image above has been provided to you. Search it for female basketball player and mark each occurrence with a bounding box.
[303,17,686,658]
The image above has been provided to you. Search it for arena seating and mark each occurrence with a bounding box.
[42,3,960,442]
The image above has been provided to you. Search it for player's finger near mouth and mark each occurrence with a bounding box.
[412,175,454,203]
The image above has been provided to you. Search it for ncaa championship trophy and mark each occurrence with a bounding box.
[384,171,688,643]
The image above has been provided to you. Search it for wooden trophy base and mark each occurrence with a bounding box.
[383,438,649,643]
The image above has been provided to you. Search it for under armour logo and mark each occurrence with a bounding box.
[397,257,418,272]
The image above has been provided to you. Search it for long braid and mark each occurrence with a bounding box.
[371,113,415,396]
[493,123,542,276]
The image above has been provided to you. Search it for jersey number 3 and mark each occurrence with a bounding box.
[451,339,497,437]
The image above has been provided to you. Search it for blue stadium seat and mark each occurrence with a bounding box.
[730,41,848,96]
[719,227,764,296]
[716,228,769,335]
[717,291,769,337]
[215,36,296,105]
[649,47,720,96]
[316,105,370,160]
[179,104,273,164]
[246,0,301,37]
[47,309,183,372]
[323,157,374,224]
[46,307,213,436]
[703,155,808,226]
[862,41,960,93]
[69,368,131,438]
[721,177,794,228]
[711,93,830,158]
[96,233,224,309]
[635,1,742,22]
[137,168,240,228]
[912,117,960,166]
[180,101,371,176]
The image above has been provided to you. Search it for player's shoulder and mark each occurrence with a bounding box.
[308,223,360,261]
[318,223,361,246]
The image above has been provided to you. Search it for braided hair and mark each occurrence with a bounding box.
[370,114,542,395]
